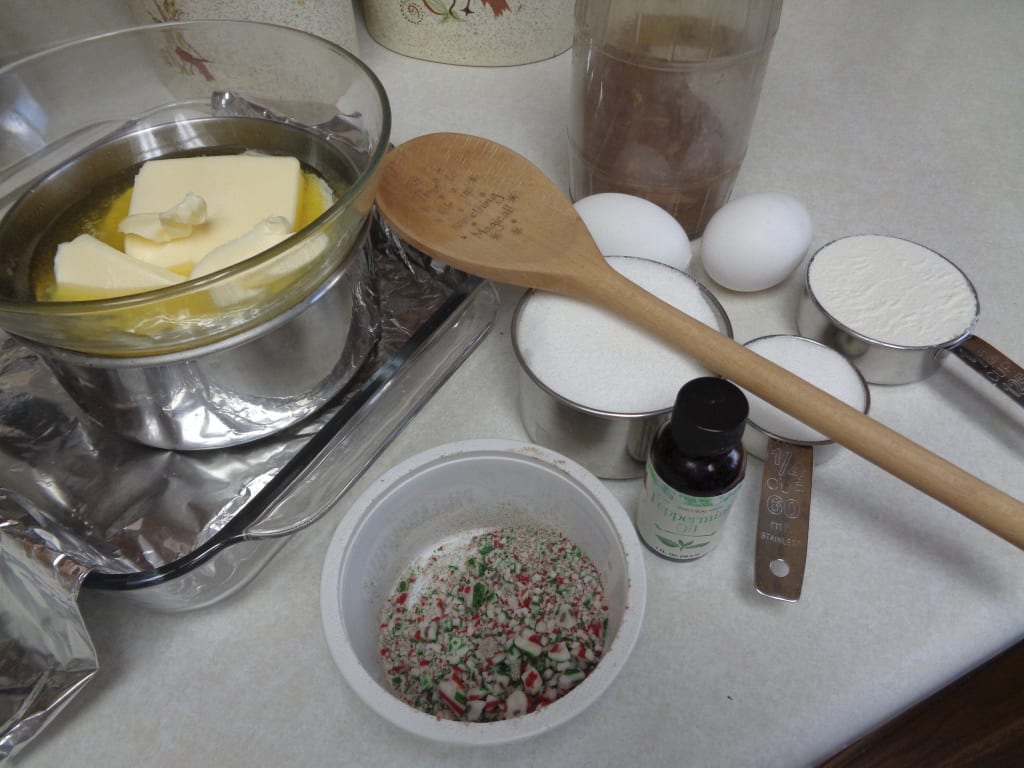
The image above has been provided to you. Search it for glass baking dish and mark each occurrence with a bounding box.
[0,218,499,612]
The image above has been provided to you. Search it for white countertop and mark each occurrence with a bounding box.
[12,1,1024,766]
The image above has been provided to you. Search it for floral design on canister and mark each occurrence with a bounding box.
[366,1,573,66]
[402,1,513,24]
[135,0,216,81]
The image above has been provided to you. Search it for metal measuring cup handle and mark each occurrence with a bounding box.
[953,335,1024,409]
[754,437,815,602]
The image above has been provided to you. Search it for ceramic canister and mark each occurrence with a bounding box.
[129,0,360,55]
[361,0,574,66]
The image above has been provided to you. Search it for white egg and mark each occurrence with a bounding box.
[574,193,693,271]
[700,193,812,292]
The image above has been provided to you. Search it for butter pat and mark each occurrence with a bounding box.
[53,234,184,298]
[118,192,207,243]
[124,154,301,272]
[190,216,292,279]
[203,229,331,307]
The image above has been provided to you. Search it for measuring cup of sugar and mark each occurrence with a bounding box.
[512,255,732,480]
[797,235,1024,408]
[738,335,871,603]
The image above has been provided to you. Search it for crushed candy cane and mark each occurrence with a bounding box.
[377,525,609,722]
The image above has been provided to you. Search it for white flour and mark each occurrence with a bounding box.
[807,235,977,347]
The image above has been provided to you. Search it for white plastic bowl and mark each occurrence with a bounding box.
[320,439,646,746]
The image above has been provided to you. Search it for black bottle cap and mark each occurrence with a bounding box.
[670,377,749,456]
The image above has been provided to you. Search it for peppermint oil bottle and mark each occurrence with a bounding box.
[636,377,748,561]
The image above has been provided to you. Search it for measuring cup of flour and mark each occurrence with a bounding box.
[738,335,870,603]
[797,235,1024,408]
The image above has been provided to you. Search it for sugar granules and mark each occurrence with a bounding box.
[377,525,609,721]
[743,335,867,443]
[515,256,722,414]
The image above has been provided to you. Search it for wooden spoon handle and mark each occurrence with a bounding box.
[576,267,1024,550]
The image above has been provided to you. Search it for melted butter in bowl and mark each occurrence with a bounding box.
[40,152,338,304]
[1,116,373,357]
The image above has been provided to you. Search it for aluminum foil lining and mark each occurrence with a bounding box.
[1,524,95,761]
[0,216,472,759]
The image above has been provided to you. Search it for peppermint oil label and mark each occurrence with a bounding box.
[636,460,743,561]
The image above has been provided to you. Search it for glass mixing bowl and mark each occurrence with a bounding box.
[0,20,391,357]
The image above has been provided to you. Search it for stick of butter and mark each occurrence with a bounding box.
[53,234,185,299]
[124,154,302,273]
[200,228,332,308]
[190,216,292,279]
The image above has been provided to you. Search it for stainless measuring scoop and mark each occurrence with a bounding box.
[739,335,871,602]
[797,235,1023,408]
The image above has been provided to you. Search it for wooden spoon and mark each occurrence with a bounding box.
[375,132,1024,550]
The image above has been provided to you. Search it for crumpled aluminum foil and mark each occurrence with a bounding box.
[0,217,473,759]
[0,524,95,761]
